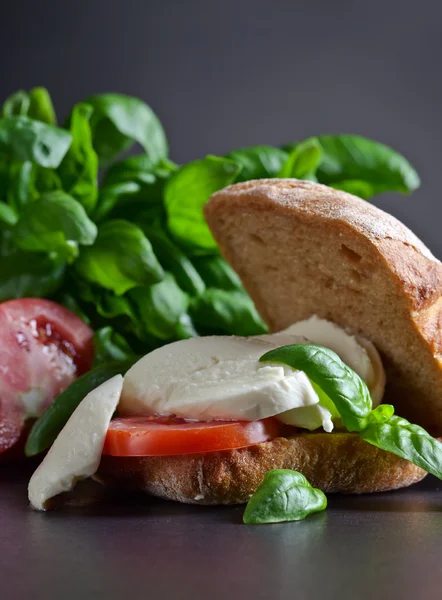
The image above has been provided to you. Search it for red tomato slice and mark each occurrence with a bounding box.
[0,298,94,454]
[103,415,285,456]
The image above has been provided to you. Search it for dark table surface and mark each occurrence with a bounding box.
[2,463,442,600]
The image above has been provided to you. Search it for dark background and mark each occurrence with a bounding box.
[2,0,441,252]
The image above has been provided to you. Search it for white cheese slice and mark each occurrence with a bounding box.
[120,336,322,422]
[28,375,123,511]
[121,317,385,433]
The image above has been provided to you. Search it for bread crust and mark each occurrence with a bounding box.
[97,433,426,505]
[205,179,442,434]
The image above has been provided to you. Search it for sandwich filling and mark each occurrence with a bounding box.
[28,317,386,509]
[119,316,385,433]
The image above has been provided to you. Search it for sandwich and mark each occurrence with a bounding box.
[28,179,442,511]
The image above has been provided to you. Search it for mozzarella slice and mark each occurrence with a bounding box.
[28,375,123,511]
[120,336,322,422]
[259,315,385,406]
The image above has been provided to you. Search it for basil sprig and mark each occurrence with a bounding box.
[260,344,372,431]
[243,469,327,524]
[360,416,442,480]
[261,344,442,480]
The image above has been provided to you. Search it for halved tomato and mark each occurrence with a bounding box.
[0,298,94,454]
[103,415,286,456]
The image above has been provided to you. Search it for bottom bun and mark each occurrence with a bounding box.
[96,433,427,505]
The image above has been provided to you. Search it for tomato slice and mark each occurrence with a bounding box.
[103,415,285,456]
[0,298,94,454]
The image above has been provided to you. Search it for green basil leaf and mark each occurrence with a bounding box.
[9,161,36,209]
[25,360,136,457]
[315,135,420,197]
[57,103,98,213]
[93,182,141,223]
[165,155,241,251]
[96,157,175,222]
[5,162,53,212]
[129,273,190,340]
[34,165,63,194]
[102,155,177,186]
[28,87,57,125]
[86,93,168,164]
[13,191,95,257]
[142,226,206,296]
[102,154,156,186]
[2,88,56,124]
[278,137,322,180]
[93,326,137,365]
[0,251,65,301]
[175,313,198,340]
[360,416,442,479]
[0,203,18,225]
[14,191,97,254]
[2,91,30,117]
[260,344,372,431]
[243,469,327,524]
[190,288,268,336]
[191,255,243,291]
[366,404,395,424]
[72,276,135,320]
[76,219,164,295]
[0,116,71,168]
[226,145,288,181]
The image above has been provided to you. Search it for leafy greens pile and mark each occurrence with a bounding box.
[0,88,420,361]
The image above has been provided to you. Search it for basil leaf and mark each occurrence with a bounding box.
[6,161,60,213]
[9,161,36,209]
[102,155,177,187]
[58,103,98,213]
[366,404,395,424]
[190,288,268,336]
[93,182,141,222]
[0,251,65,301]
[28,87,57,125]
[142,226,205,296]
[192,255,243,291]
[34,165,63,194]
[260,344,372,431]
[76,219,164,295]
[93,326,137,365]
[243,469,327,524]
[96,158,175,222]
[2,87,56,124]
[165,155,241,251]
[315,135,420,197]
[14,191,97,255]
[0,202,18,225]
[25,361,136,457]
[87,93,168,164]
[360,416,442,479]
[129,273,190,340]
[226,146,288,181]
[2,91,30,117]
[0,116,71,168]
[278,137,322,180]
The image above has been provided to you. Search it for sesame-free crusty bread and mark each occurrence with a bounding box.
[97,433,426,504]
[205,179,442,435]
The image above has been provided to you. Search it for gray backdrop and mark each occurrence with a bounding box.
[2,0,441,253]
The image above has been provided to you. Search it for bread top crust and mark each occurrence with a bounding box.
[205,179,442,432]
[206,179,442,311]
[209,179,434,258]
